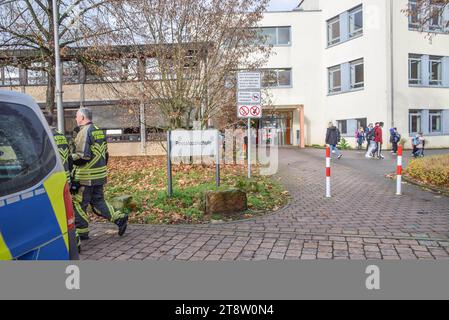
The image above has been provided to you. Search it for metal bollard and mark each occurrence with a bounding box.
[396,146,403,195]
[326,146,331,198]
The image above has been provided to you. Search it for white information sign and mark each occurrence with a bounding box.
[170,130,218,157]
[237,72,261,91]
[237,91,261,105]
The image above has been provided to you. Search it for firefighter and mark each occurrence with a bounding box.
[43,112,81,251]
[43,112,73,183]
[71,107,128,241]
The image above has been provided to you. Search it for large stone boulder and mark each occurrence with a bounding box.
[205,189,247,216]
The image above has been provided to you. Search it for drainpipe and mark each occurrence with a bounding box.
[389,0,395,128]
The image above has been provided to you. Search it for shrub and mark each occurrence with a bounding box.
[405,155,449,189]
[337,138,352,150]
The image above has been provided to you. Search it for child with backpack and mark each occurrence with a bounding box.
[412,132,425,158]
[356,127,365,151]
[390,127,401,155]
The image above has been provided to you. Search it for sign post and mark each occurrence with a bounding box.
[237,72,262,179]
[167,131,173,198]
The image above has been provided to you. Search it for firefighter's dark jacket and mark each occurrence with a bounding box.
[72,122,109,186]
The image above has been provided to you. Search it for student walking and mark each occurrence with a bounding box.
[412,132,425,158]
[325,122,342,159]
[374,122,385,159]
[356,127,365,151]
[365,123,374,152]
[390,127,401,155]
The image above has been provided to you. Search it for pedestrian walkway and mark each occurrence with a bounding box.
[80,148,449,261]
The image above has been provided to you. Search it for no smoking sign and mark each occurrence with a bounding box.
[238,105,262,119]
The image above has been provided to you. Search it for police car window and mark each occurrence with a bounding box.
[0,102,57,197]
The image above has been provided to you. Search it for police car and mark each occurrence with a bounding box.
[0,91,79,260]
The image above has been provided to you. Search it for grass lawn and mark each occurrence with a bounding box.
[103,156,289,224]
[405,155,449,190]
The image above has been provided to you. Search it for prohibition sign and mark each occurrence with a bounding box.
[250,106,261,117]
[239,105,250,117]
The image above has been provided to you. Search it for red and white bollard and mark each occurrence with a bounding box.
[326,146,331,198]
[396,146,403,195]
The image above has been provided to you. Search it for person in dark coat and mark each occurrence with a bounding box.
[325,122,342,159]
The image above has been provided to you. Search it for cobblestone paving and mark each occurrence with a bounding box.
[80,148,449,261]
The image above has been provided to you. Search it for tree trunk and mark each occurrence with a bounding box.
[46,67,56,114]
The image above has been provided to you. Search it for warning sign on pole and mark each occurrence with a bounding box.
[237,71,262,179]
[236,72,262,119]
[238,105,262,119]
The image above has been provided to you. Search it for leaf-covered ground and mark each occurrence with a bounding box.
[405,155,449,190]
[100,156,289,225]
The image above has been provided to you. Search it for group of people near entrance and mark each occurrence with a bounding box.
[326,121,426,159]
[44,108,129,253]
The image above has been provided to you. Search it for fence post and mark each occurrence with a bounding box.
[326,146,331,198]
[396,145,403,195]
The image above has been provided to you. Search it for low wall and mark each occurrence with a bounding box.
[108,141,167,156]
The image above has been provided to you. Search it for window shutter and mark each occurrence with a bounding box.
[421,55,430,86]
[340,12,349,42]
[442,110,449,135]
[341,63,351,92]
[347,119,358,137]
[443,5,449,32]
[442,57,449,87]
[421,109,430,134]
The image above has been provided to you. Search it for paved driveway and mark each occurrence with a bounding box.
[80,148,449,261]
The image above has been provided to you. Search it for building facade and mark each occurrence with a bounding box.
[258,0,449,148]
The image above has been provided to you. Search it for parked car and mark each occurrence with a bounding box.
[0,91,78,260]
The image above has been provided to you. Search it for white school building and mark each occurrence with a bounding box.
[258,0,449,149]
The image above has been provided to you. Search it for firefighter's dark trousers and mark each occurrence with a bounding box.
[72,185,125,237]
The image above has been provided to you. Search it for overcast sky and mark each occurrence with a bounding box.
[268,0,299,11]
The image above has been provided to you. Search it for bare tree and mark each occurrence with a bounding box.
[0,0,116,113]
[99,0,272,130]
[404,0,449,35]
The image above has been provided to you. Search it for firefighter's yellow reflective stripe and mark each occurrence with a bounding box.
[58,148,69,163]
[43,172,69,251]
[76,228,89,235]
[74,201,89,223]
[0,232,12,260]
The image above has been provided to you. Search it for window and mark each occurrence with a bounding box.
[357,118,367,130]
[429,2,444,31]
[261,69,292,88]
[259,27,277,45]
[409,54,422,85]
[255,27,291,46]
[328,65,341,93]
[350,59,364,89]
[121,59,139,81]
[277,27,291,45]
[145,58,161,80]
[327,16,340,46]
[409,0,420,29]
[337,120,347,135]
[0,102,57,197]
[409,0,449,33]
[1,66,20,86]
[27,62,47,85]
[63,61,80,84]
[429,111,442,133]
[429,56,443,86]
[409,110,422,134]
[349,5,363,38]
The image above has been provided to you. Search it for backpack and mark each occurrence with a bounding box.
[412,137,419,146]
[366,129,375,140]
